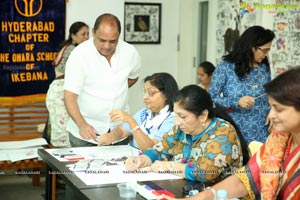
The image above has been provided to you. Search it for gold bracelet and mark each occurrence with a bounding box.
[141,156,150,168]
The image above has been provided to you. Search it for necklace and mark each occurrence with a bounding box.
[251,82,258,89]
[284,137,293,160]
[247,67,261,89]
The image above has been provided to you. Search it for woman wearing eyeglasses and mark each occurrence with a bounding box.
[97,73,179,151]
[208,26,275,144]
[125,85,249,183]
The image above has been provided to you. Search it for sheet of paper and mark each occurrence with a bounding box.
[0,150,10,161]
[47,145,141,162]
[0,138,47,149]
[47,145,183,185]
[74,165,183,185]
[0,147,44,162]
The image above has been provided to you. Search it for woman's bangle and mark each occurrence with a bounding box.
[141,155,151,168]
[205,187,216,200]
[131,125,140,133]
[169,161,175,172]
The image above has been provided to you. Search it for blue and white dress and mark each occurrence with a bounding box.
[208,61,271,144]
[122,105,175,149]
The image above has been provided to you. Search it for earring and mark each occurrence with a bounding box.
[72,39,76,45]
[201,122,206,130]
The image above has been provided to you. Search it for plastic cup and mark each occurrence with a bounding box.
[117,183,137,199]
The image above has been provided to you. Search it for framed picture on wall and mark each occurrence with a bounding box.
[124,2,161,44]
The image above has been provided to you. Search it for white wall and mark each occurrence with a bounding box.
[126,0,180,113]
[66,0,124,37]
[206,0,218,65]
[176,0,196,88]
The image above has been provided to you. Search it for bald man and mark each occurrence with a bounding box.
[64,13,141,147]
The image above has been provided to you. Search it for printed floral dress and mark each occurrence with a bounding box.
[46,79,71,147]
[144,117,244,183]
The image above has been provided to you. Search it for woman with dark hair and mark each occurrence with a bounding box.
[197,61,215,91]
[98,73,179,151]
[53,21,89,76]
[172,67,300,200]
[125,85,246,183]
[209,25,275,144]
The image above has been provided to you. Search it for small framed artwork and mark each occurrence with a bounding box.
[124,2,161,44]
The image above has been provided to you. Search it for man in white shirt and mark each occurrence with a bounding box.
[64,13,141,147]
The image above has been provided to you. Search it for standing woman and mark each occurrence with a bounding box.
[197,61,215,91]
[53,21,89,77]
[46,21,89,147]
[209,26,275,144]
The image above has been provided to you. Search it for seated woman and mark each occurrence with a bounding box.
[97,72,179,151]
[172,67,300,200]
[125,85,248,183]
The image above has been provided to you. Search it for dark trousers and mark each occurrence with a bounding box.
[68,132,97,147]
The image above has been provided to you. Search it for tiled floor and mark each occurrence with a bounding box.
[0,170,65,200]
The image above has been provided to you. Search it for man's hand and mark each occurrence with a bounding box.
[78,123,97,140]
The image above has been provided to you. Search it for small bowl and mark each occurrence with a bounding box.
[117,183,137,199]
